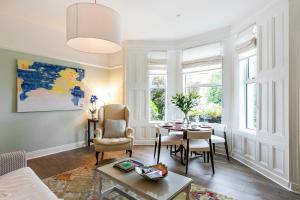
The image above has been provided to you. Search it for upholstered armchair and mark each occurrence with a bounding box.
[93,104,134,165]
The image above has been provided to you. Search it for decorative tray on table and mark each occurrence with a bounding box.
[135,163,168,181]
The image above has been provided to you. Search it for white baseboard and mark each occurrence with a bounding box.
[27,141,86,160]
[232,153,290,190]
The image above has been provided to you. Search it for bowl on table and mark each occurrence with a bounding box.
[135,163,168,181]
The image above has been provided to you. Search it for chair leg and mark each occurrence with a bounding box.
[203,152,206,163]
[128,150,132,157]
[185,148,189,174]
[213,144,216,154]
[209,140,215,174]
[154,141,157,158]
[101,152,104,161]
[207,152,209,163]
[157,142,161,164]
[95,152,99,165]
[180,146,183,164]
[210,152,215,174]
[224,142,230,161]
[174,145,177,156]
[170,145,173,156]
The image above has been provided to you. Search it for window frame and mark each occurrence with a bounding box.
[240,53,257,131]
[182,67,223,123]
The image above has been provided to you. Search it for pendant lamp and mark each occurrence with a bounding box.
[66,2,121,54]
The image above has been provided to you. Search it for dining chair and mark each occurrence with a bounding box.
[211,123,230,160]
[183,130,215,174]
[154,125,183,164]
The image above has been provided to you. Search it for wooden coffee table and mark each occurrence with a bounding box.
[97,159,193,200]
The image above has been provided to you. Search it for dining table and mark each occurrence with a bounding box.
[159,123,214,164]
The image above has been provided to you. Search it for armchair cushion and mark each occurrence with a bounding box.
[94,137,131,145]
[104,119,126,138]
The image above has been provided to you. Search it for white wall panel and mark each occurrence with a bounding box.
[233,134,243,154]
[258,142,269,167]
[272,80,284,137]
[232,0,289,189]
[272,145,285,175]
[244,138,256,161]
[258,82,269,135]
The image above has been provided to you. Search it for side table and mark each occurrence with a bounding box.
[87,118,99,146]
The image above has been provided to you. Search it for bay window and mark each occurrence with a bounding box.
[148,51,168,122]
[182,43,223,123]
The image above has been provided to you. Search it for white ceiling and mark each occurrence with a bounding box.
[0,0,273,41]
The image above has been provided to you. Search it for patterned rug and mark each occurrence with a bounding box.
[43,162,234,200]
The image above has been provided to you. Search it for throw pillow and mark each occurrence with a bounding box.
[104,119,126,138]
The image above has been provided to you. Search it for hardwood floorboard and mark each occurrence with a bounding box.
[28,146,300,200]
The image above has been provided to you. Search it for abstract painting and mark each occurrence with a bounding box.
[17,59,85,112]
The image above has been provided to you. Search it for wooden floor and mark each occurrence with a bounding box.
[28,146,300,200]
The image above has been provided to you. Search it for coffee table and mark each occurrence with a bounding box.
[97,159,193,200]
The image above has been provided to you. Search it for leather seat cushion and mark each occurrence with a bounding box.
[211,135,225,143]
[183,139,210,151]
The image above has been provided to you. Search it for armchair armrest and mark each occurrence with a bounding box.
[0,151,27,176]
[94,128,103,138]
[126,127,134,139]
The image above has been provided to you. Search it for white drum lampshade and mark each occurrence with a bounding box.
[66,3,121,54]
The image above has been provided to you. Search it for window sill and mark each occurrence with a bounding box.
[149,121,166,124]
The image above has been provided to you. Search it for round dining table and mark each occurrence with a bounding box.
[159,123,213,139]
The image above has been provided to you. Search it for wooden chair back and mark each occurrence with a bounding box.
[186,129,212,140]
[154,124,162,136]
[211,123,226,135]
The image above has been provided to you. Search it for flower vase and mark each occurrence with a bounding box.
[183,113,189,125]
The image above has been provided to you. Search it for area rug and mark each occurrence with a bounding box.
[43,163,234,200]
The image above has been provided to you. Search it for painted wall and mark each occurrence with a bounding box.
[0,48,110,154]
[108,67,124,104]
[289,0,300,193]
[0,14,108,68]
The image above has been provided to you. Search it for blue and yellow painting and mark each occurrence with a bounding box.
[17,59,85,112]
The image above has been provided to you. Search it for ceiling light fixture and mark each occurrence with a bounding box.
[66,1,121,54]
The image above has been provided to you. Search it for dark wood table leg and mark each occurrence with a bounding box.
[88,121,91,147]
[93,121,97,138]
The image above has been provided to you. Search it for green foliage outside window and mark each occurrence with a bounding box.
[150,88,166,121]
[150,75,166,121]
[186,70,223,123]
[207,72,222,104]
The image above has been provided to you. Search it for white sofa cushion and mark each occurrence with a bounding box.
[104,119,126,138]
[0,167,58,200]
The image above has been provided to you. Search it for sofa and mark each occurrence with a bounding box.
[0,151,58,200]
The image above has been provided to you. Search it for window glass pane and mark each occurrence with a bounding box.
[185,69,222,87]
[186,86,222,123]
[248,56,257,79]
[239,59,248,75]
[149,75,166,121]
[246,83,257,130]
